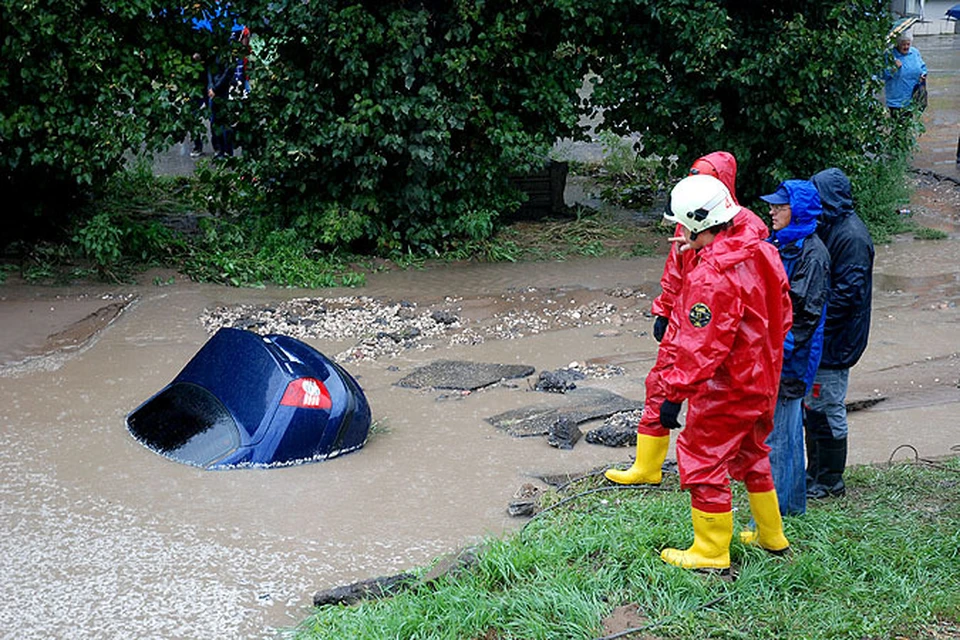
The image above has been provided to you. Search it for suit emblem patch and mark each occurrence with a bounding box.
[689,302,712,328]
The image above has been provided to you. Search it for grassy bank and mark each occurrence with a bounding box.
[287,457,960,640]
[6,137,939,290]
[2,162,663,288]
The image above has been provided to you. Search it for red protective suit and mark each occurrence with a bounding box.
[640,152,769,438]
[662,214,792,512]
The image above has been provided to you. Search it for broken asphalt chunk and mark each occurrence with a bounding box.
[396,359,535,391]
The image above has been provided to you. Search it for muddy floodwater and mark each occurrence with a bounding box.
[0,258,672,639]
[4,239,960,639]
[3,34,960,640]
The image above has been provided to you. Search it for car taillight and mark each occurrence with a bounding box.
[280,378,332,410]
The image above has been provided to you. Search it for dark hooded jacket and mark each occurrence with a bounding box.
[810,168,874,369]
[768,180,830,398]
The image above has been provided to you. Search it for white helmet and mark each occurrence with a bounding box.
[664,174,740,235]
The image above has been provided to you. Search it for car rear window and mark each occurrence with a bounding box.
[127,382,241,468]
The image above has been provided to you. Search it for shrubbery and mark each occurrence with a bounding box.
[579,0,898,200]
[0,0,216,240]
[1,0,916,280]
[233,0,589,255]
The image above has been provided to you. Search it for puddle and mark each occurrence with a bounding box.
[0,262,660,639]
[875,271,960,292]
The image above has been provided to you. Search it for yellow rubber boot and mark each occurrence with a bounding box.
[604,434,670,485]
[661,508,732,570]
[738,490,790,553]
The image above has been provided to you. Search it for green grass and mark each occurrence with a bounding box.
[429,207,659,266]
[913,226,949,241]
[5,146,934,288]
[286,458,960,640]
[470,208,648,263]
[3,164,666,288]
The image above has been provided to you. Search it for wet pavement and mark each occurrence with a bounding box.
[2,30,960,640]
[914,33,960,175]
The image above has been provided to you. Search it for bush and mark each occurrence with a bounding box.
[2,0,915,266]
[235,0,590,254]
[73,212,123,271]
[180,216,365,288]
[0,0,224,242]
[579,0,900,218]
[851,138,915,242]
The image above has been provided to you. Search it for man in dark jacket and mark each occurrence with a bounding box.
[805,168,874,499]
[206,49,236,158]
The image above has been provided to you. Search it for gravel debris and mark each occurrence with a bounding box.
[563,361,626,380]
[599,409,644,431]
[199,287,648,363]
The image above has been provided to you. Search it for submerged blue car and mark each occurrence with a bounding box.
[126,327,371,469]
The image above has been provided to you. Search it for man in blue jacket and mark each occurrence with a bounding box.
[805,168,874,499]
[758,180,830,516]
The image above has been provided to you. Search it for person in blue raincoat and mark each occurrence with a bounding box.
[882,30,927,118]
[749,180,830,522]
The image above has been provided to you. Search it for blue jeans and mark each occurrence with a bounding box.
[767,397,807,516]
[805,368,850,439]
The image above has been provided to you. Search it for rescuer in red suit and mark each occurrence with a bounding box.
[612,174,793,570]
[605,152,768,487]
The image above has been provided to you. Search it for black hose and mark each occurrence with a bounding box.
[521,483,669,535]
[887,443,960,475]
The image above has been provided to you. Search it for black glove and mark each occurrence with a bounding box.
[659,400,683,430]
[653,315,668,343]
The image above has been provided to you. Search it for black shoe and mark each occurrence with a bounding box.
[807,479,846,499]
[808,436,848,499]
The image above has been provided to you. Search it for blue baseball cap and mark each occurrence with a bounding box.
[760,185,790,206]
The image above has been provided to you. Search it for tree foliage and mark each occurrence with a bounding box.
[0,1,219,240]
[235,0,589,255]
[579,0,895,200]
[1,0,904,259]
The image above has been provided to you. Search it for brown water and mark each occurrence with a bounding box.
[0,257,669,639]
[915,34,960,174]
[3,240,960,639]
[3,35,960,640]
